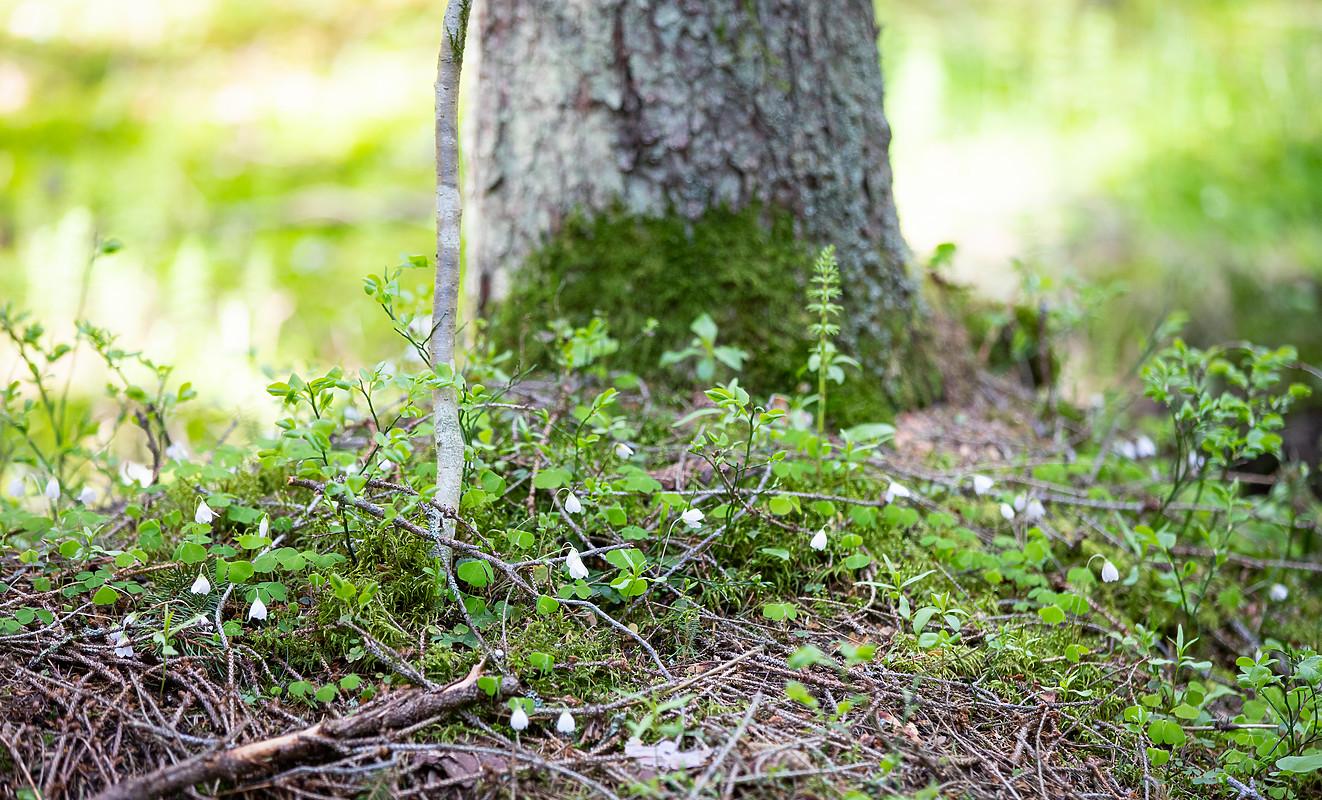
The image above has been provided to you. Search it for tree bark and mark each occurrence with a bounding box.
[463,0,926,391]
[432,0,466,554]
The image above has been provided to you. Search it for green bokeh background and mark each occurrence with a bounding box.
[1,0,1318,410]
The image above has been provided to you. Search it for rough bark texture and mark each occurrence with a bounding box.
[464,0,925,387]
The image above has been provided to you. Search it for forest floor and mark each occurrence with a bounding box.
[1,353,1319,799]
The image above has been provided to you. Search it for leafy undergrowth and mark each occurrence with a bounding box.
[2,261,1322,799]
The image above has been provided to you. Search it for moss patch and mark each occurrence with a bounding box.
[489,205,940,421]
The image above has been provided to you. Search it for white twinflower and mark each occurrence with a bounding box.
[165,442,189,461]
[680,508,704,529]
[44,477,60,501]
[259,515,270,537]
[999,503,1015,521]
[614,442,634,459]
[566,547,589,580]
[119,461,153,487]
[556,710,577,734]
[1024,499,1046,523]
[885,482,912,503]
[563,492,583,515]
[810,528,828,551]
[1013,494,1027,512]
[195,499,215,525]
[248,596,268,621]
[1134,435,1157,459]
[510,706,529,731]
[1101,560,1120,583]
[972,475,994,496]
[191,573,211,594]
[78,486,98,505]
[1269,583,1289,602]
[6,476,25,497]
[112,629,133,658]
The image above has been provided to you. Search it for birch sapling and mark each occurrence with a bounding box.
[431,0,468,565]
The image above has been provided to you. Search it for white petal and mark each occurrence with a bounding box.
[885,482,911,503]
[1269,583,1289,602]
[248,596,268,620]
[195,499,214,525]
[191,573,211,594]
[972,475,994,496]
[566,547,589,581]
[1013,494,1027,512]
[44,477,60,501]
[556,710,576,733]
[1101,560,1120,583]
[1116,440,1137,460]
[379,459,395,472]
[810,529,828,551]
[510,706,529,731]
[6,477,25,497]
[681,508,704,529]
[259,516,269,537]
[564,493,583,515]
[1025,499,1046,522]
[1135,435,1157,459]
[165,442,188,461]
[999,503,1015,521]
[614,442,634,459]
[78,486,98,505]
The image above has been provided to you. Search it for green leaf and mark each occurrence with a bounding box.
[529,652,555,672]
[1038,605,1066,625]
[533,468,571,490]
[1277,754,1322,774]
[226,560,255,584]
[92,585,121,605]
[176,542,207,565]
[1171,703,1200,720]
[788,645,828,670]
[456,559,494,589]
[536,594,561,615]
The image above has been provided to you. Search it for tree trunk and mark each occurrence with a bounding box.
[463,0,936,410]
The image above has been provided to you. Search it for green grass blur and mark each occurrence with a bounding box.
[1,0,1319,406]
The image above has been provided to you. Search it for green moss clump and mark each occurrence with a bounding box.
[491,205,815,398]
[490,205,941,422]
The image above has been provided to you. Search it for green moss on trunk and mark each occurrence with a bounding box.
[489,206,941,421]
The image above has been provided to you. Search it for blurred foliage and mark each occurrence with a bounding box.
[0,0,1319,410]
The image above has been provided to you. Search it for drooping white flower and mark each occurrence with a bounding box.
[556,710,576,734]
[165,442,189,461]
[1116,440,1138,460]
[1134,435,1157,460]
[78,486,98,505]
[680,508,704,529]
[1269,583,1289,602]
[810,528,828,551]
[191,573,211,594]
[885,482,912,503]
[1024,499,1046,523]
[1187,451,1206,471]
[259,515,270,537]
[6,476,25,497]
[972,475,994,496]
[195,499,215,525]
[1013,494,1027,513]
[999,503,1015,521]
[44,477,60,501]
[510,706,529,731]
[566,547,589,580]
[248,595,268,620]
[1101,560,1120,583]
[614,442,634,460]
[112,629,133,658]
[563,492,583,515]
[119,460,153,487]
[378,458,395,473]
